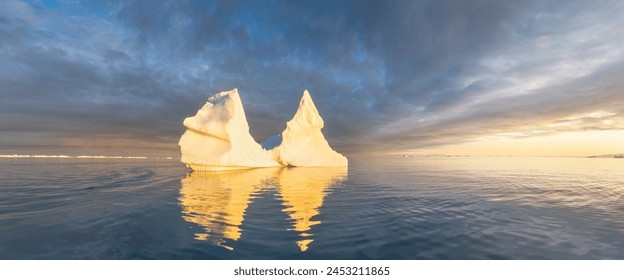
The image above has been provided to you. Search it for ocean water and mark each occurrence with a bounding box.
[1,156,623,259]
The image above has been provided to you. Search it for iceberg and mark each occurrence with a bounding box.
[179,89,347,170]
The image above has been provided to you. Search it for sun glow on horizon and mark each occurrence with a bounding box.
[412,130,624,157]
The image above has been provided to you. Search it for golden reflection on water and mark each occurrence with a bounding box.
[179,167,347,251]
[179,168,277,250]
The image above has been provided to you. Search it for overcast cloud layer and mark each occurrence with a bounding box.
[1,0,624,154]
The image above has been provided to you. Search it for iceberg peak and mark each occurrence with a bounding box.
[288,89,324,130]
[268,90,347,167]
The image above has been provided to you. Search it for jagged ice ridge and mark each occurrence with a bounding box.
[178,89,347,170]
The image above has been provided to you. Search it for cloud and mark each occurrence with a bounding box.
[1,0,623,155]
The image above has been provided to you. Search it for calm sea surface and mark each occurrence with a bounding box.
[1,156,623,259]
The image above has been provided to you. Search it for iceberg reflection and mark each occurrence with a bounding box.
[179,168,278,250]
[277,167,347,251]
[179,167,347,251]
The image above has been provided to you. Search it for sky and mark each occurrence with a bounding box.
[1,0,623,156]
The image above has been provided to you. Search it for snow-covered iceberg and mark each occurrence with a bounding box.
[179,89,347,170]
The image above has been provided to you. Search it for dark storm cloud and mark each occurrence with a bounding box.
[1,0,623,154]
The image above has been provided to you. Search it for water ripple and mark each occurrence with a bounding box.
[1,157,624,259]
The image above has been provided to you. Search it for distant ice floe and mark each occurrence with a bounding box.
[178,88,348,171]
[0,154,150,159]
